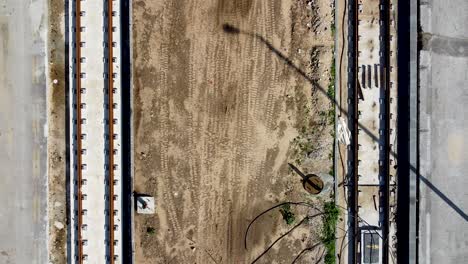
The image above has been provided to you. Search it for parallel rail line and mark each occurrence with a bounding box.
[383,0,392,261]
[75,0,83,262]
[107,0,116,262]
[352,0,359,260]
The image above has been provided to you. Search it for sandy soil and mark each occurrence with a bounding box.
[47,0,67,263]
[132,0,335,263]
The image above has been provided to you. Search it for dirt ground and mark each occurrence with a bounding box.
[47,0,67,263]
[132,0,335,263]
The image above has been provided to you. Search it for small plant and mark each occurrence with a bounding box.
[298,140,315,156]
[321,202,339,264]
[279,204,296,225]
[146,227,155,235]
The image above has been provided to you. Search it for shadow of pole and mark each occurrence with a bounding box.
[222,23,468,223]
[419,175,468,221]
[223,23,371,143]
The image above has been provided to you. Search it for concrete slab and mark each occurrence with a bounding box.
[419,0,468,263]
[357,0,384,187]
[136,196,155,215]
[358,186,381,227]
[0,0,48,263]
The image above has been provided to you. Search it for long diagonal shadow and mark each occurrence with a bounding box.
[419,175,468,221]
[222,23,373,143]
[222,23,468,222]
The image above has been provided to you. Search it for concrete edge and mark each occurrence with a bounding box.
[128,0,135,262]
[44,0,51,261]
[408,0,419,263]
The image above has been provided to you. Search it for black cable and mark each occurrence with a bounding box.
[244,202,320,250]
[334,204,397,261]
[244,201,396,262]
[290,242,322,264]
[250,213,324,264]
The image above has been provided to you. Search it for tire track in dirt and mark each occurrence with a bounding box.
[142,2,189,255]
[134,0,334,263]
[185,47,201,215]
[156,62,185,246]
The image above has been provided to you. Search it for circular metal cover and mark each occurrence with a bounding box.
[302,174,324,195]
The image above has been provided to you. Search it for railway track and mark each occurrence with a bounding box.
[71,0,122,263]
[348,0,397,263]
[106,0,116,261]
[75,0,83,262]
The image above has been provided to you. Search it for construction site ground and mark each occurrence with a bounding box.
[133,0,335,263]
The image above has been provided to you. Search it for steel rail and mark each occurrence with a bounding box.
[383,0,392,262]
[75,0,84,262]
[352,0,359,262]
[107,0,116,262]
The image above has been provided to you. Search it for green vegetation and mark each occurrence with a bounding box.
[299,139,314,156]
[279,204,296,225]
[321,202,339,264]
[146,227,155,235]
[329,59,336,92]
[328,166,335,178]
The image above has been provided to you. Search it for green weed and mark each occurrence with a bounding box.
[321,202,339,264]
[279,204,296,225]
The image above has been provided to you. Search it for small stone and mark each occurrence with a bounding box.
[54,221,64,230]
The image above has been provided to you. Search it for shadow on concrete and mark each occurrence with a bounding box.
[419,176,468,221]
